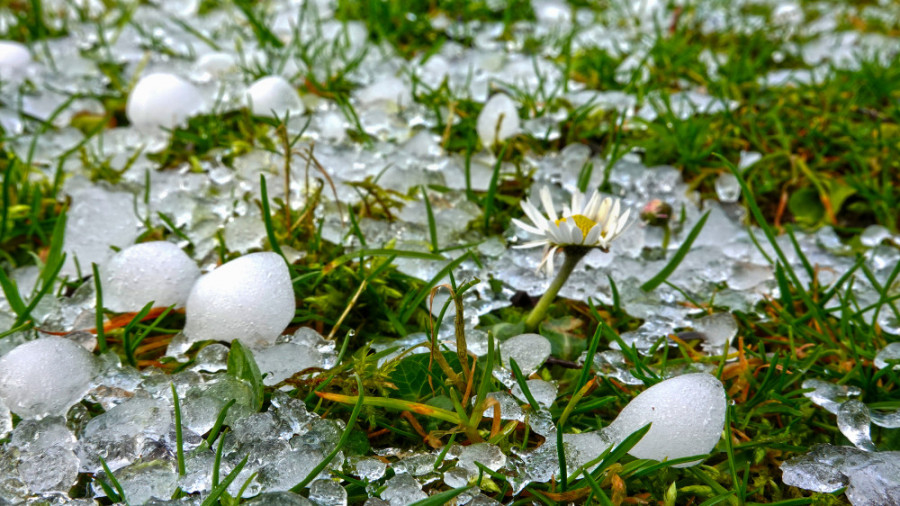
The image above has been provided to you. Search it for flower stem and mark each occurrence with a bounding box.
[525,247,588,332]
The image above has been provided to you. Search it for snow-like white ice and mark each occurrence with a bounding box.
[0,337,97,419]
[183,252,295,346]
[101,241,200,312]
[245,76,305,119]
[477,93,520,148]
[126,73,203,133]
[603,373,726,466]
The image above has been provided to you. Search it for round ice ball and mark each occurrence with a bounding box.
[101,241,200,313]
[501,333,551,376]
[0,337,97,419]
[605,373,726,466]
[245,76,304,118]
[477,93,520,148]
[183,252,295,347]
[0,41,31,76]
[126,72,203,133]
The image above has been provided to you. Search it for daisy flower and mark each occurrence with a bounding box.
[513,186,631,276]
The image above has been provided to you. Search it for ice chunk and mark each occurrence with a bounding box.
[781,444,900,505]
[803,379,862,415]
[254,342,324,386]
[107,459,178,504]
[309,479,347,506]
[126,73,203,133]
[838,400,876,452]
[510,379,558,409]
[860,225,892,248]
[0,397,11,439]
[692,312,738,354]
[76,396,172,473]
[246,492,315,505]
[500,333,551,375]
[444,443,506,488]
[101,241,200,312]
[0,337,97,418]
[874,342,900,370]
[714,173,741,203]
[380,473,427,506]
[0,41,31,78]
[183,252,295,346]
[61,187,141,278]
[603,373,726,466]
[246,76,305,119]
[10,416,79,493]
[477,93,520,148]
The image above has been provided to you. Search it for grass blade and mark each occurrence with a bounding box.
[408,486,471,506]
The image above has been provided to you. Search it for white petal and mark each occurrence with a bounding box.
[584,191,602,216]
[614,208,631,236]
[584,225,602,245]
[540,186,558,222]
[512,218,544,236]
[521,200,547,229]
[514,239,550,249]
[606,199,621,234]
[595,197,611,224]
[570,191,583,215]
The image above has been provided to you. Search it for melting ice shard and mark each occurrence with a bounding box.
[101,241,200,312]
[603,373,727,466]
[183,252,295,347]
[0,337,97,418]
[781,444,900,506]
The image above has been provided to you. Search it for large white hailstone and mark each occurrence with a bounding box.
[183,252,295,347]
[61,187,141,278]
[101,241,200,312]
[245,76,304,118]
[126,72,203,133]
[355,75,412,110]
[476,93,520,148]
[604,373,726,467]
[0,337,97,419]
[0,41,31,77]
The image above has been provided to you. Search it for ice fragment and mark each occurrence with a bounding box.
[246,76,305,119]
[500,333,550,375]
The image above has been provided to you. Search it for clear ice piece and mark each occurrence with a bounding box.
[781,444,900,505]
[838,400,876,452]
[802,379,862,415]
[500,333,551,375]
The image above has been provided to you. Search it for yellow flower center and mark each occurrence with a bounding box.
[555,214,597,240]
